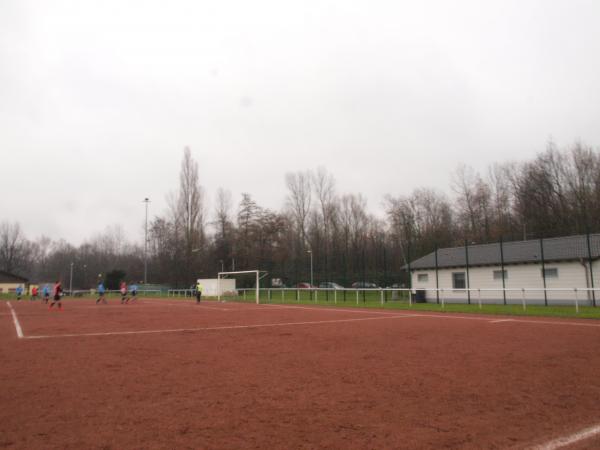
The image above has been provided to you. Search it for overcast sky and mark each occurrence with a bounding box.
[1,0,599,245]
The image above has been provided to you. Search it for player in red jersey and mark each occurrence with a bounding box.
[49,281,63,311]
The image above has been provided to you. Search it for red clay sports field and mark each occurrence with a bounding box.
[2,297,600,449]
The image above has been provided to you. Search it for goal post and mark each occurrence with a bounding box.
[217,270,267,304]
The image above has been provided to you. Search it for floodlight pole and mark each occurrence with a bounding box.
[307,250,313,287]
[143,198,150,285]
[69,262,74,295]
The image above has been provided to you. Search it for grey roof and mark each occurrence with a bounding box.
[0,270,29,283]
[408,234,600,270]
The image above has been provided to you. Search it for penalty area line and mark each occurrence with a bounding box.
[534,423,600,450]
[22,314,415,340]
[140,300,231,311]
[260,303,418,316]
[6,302,24,338]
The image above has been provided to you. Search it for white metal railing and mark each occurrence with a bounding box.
[168,289,195,297]
[220,287,600,313]
[63,289,163,297]
[104,289,162,294]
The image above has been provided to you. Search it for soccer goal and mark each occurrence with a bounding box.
[217,270,268,304]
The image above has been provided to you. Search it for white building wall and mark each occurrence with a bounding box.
[411,261,594,305]
[197,278,236,297]
[593,260,600,291]
[0,282,27,294]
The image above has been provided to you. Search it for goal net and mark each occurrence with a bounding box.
[217,270,268,304]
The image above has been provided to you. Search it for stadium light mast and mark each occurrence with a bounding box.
[307,249,313,287]
[143,198,151,285]
[69,262,74,295]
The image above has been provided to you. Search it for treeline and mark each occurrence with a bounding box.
[0,222,143,288]
[2,141,599,288]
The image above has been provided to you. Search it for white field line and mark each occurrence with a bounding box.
[62,305,141,310]
[23,314,415,340]
[6,302,24,338]
[394,312,600,328]
[140,300,231,311]
[261,303,418,316]
[533,423,600,449]
[265,304,600,328]
[494,318,600,328]
[243,303,600,328]
[4,301,231,312]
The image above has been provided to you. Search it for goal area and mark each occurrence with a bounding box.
[217,270,268,304]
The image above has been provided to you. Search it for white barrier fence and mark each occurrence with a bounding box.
[67,289,163,297]
[224,287,600,313]
[168,289,196,297]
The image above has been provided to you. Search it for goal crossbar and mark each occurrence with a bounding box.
[217,270,267,304]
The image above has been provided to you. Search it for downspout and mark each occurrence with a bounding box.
[407,243,412,300]
[465,239,471,304]
[540,238,548,306]
[500,237,506,305]
[579,258,591,303]
[435,245,439,304]
[586,232,596,307]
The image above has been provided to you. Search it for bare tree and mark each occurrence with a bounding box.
[214,188,233,238]
[178,147,206,243]
[564,142,599,232]
[178,147,206,283]
[452,165,493,242]
[512,143,571,238]
[0,222,32,275]
[310,167,337,281]
[213,187,234,268]
[285,171,312,246]
[487,163,515,238]
[236,193,260,270]
[312,167,336,232]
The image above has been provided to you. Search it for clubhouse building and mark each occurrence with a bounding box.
[408,234,600,306]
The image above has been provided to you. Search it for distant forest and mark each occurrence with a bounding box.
[2,141,600,288]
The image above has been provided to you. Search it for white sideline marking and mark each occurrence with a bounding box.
[262,303,415,316]
[140,300,231,311]
[402,312,600,328]
[23,314,415,340]
[502,318,600,328]
[67,305,141,310]
[534,423,600,449]
[6,302,24,338]
[260,304,600,328]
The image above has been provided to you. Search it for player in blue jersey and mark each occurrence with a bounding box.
[96,282,107,304]
[42,284,50,304]
[127,283,138,303]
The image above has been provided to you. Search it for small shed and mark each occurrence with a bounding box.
[197,278,236,297]
[0,271,29,294]
[407,234,600,306]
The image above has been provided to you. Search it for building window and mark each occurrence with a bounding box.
[542,268,558,278]
[417,273,428,282]
[493,270,508,280]
[452,272,466,289]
